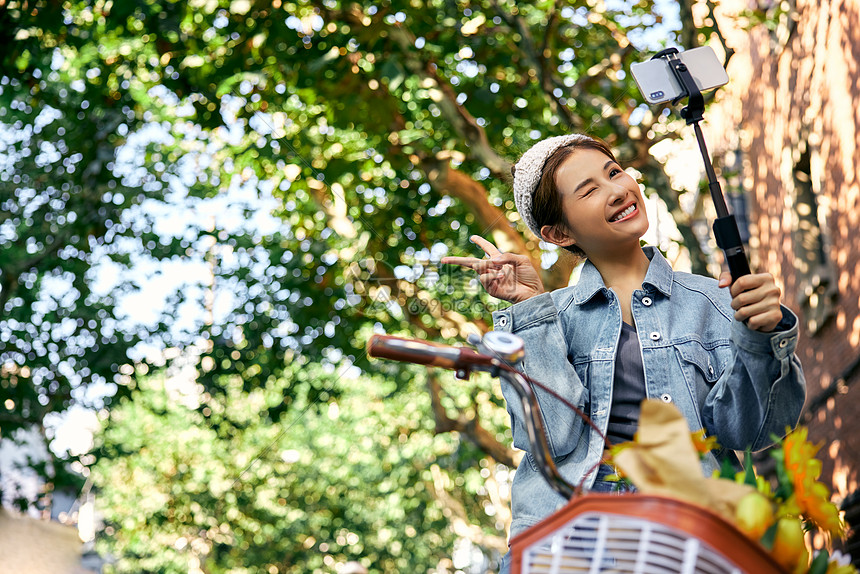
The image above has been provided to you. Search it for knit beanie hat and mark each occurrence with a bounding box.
[513,134,592,239]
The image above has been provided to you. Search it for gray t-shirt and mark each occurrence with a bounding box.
[606,321,646,445]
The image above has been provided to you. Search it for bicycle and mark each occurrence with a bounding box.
[368,331,786,574]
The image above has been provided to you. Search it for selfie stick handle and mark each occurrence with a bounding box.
[653,49,751,281]
[691,121,751,281]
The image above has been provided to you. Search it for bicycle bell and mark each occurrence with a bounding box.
[481,331,525,363]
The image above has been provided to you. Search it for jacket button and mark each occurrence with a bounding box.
[498,316,508,327]
[661,393,672,403]
[649,331,660,341]
[642,297,652,306]
[708,365,714,376]
[778,339,788,348]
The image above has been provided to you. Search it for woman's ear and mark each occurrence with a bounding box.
[540,224,577,248]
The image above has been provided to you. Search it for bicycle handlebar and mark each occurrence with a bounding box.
[367,335,495,370]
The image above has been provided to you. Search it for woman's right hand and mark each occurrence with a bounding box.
[440,235,546,304]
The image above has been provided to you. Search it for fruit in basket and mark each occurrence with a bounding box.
[735,491,775,540]
[771,517,808,573]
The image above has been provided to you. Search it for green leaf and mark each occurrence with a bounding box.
[807,550,830,574]
[759,521,779,551]
[718,456,738,480]
[380,58,405,92]
[771,445,794,500]
[743,448,758,487]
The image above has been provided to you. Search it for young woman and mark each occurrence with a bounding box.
[441,134,806,572]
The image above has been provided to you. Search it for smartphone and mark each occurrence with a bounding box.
[630,46,729,104]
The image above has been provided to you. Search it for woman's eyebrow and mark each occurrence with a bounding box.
[573,177,594,194]
[573,160,616,194]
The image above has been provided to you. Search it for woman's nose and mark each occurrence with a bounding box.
[608,184,627,203]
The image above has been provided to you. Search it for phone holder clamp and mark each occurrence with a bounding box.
[651,48,705,125]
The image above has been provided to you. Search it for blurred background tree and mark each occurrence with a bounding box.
[0,0,720,572]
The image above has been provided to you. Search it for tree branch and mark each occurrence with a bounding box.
[422,157,520,248]
[677,0,699,50]
[488,0,581,130]
[386,26,511,180]
[428,464,509,553]
[706,1,736,68]
[426,372,517,468]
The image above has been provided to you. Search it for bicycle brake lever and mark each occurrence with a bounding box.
[466,333,483,347]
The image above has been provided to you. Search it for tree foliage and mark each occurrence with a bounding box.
[0,0,720,571]
[94,367,492,573]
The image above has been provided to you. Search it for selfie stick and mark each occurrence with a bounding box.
[652,48,751,281]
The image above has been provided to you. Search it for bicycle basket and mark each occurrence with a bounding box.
[511,493,786,574]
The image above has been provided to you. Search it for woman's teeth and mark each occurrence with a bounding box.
[611,205,636,222]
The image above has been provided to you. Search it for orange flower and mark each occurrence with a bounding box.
[783,427,821,479]
[690,429,719,456]
[782,428,844,537]
[605,442,634,480]
[798,480,844,537]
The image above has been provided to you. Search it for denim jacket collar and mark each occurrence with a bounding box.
[572,246,673,305]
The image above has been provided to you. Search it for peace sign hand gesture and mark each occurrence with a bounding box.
[441,235,546,304]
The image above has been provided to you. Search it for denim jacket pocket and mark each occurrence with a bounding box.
[675,340,729,385]
[674,341,731,431]
[523,450,571,475]
[510,382,590,459]
[542,359,592,459]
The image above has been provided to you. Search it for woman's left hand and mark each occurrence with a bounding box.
[719,272,783,332]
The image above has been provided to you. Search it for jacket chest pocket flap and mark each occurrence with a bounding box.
[675,341,729,384]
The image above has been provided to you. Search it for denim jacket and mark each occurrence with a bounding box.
[491,247,806,540]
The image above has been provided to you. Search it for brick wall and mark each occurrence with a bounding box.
[704,0,860,553]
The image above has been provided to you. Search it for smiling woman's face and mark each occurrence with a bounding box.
[546,148,649,257]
